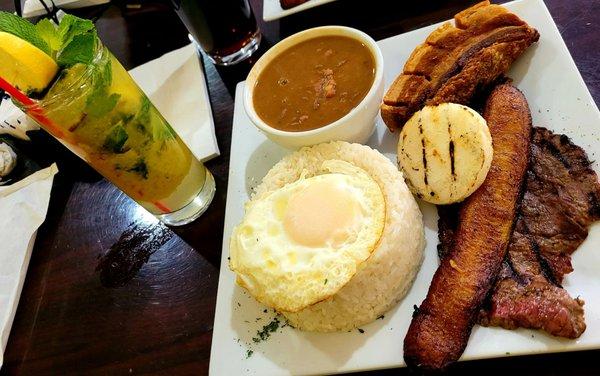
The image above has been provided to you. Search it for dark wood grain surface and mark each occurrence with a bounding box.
[0,0,599,374]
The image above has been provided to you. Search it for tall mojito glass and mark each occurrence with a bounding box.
[0,13,215,225]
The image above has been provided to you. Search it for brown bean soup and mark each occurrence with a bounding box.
[253,36,375,132]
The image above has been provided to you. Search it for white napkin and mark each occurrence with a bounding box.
[0,164,58,368]
[1,43,219,161]
[0,98,38,140]
[129,44,220,162]
[21,0,111,19]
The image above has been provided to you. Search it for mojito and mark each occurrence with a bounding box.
[0,12,215,225]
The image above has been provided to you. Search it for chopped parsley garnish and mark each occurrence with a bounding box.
[252,318,280,343]
[246,350,254,358]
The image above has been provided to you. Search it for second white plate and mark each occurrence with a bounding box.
[263,0,338,22]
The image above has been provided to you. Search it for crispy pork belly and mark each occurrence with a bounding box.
[381,1,539,132]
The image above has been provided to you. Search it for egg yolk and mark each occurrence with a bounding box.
[283,179,361,247]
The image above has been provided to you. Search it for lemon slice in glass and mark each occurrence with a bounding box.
[0,31,58,93]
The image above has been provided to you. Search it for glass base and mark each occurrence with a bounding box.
[156,170,216,226]
[198,31,261,66]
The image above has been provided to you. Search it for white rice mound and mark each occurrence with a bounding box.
[252,141,425,332]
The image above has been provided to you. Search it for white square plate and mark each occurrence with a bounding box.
[263,0,338,22]
[210,0,600,374]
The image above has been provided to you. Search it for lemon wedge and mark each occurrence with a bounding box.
[0,31,58,93]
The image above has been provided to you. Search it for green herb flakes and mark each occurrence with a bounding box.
[252,318,280,343]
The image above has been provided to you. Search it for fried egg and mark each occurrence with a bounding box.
[229,160,385,313]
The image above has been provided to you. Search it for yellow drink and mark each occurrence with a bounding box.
[20,43,215,225]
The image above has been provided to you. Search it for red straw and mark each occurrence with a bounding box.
[0,76,65,138]
[2,76,174,215]
[153,200,171,214]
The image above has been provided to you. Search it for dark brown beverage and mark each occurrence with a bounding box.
[172,0,261,65]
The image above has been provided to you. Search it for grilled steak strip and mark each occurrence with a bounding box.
[481,275,586,338]
[517,128,600,282]
[485,128,600,337]
[404,84,532,370]
[381,1,539,132]
[438,128,600,339]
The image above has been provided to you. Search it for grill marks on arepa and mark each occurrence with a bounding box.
[398,103,493,205]
[418,118,429,192]
[416,107,460,199]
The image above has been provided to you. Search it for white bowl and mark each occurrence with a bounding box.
[244,26,384,149]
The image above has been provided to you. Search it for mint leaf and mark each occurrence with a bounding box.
[103,122,129,153]
[0,12,98,64]
[36,19,61,56]
[84,57,118,117]
[57,33,97,66]
[136,96,151,125]
[51,14,98,67]
[87,93,120,118]
[153,113,177,140]
[127,158,148,179]
[134,96,176,141]
[101,57,112,87]
[58,14,95,47]
[0,11,50,55]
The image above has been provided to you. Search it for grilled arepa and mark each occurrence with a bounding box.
[398,103,492,204]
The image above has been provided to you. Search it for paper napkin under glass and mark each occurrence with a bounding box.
[21,0,111,19]
[130,43,220,161]
[0,164,58,368]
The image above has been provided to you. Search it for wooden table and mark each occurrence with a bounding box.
[1,0,598,374]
